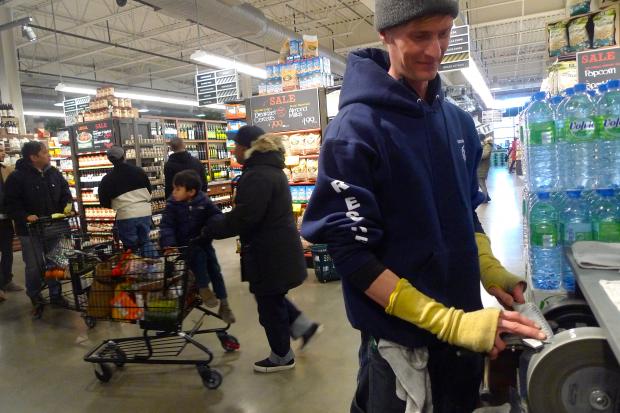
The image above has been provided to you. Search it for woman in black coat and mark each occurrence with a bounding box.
[203,126,321,373]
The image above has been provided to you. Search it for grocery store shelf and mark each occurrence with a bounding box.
[82,201,100,206]
[272,128,322,136]
[212,198,233,205]
[182,139,208,143]
[289,181,316,186]
[298,154,319,159]
[208,179,232,186]
[207,140,227,144]
[200,160,209,163]
[86,217,115,222]
[77,150,108,156]
[152,208,165,214]
[209,159,230,164]
[78,165,113,170]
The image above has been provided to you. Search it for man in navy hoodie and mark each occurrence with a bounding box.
[301,1,545,411]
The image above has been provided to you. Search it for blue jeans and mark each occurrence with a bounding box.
[188,244,227,299]
[116,216,158,258]
[19,235,61,299]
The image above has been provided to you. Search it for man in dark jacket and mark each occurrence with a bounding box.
[0,145,23,302]
[477,133,493,203]
[300,1,545,411]
[4,141,72,310]
[203,125,321,373]
[98,146,156,257]
[164,137,207,199]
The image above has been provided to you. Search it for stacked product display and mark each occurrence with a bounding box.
[258,35,333,95]
[522,81,620,298]
[547,3,619,57]
[225,104,246,180]
[78,87,139,122]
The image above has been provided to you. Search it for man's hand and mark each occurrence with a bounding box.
[488,310,546,360]
[26,215,38,223]
[487,281,526,309]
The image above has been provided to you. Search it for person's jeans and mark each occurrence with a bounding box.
[188,244,227,299]
[0,220,14,290]
[19,235,61,299]
[116,216,158,258]
[254,293,312,362]
[351,334,483,413]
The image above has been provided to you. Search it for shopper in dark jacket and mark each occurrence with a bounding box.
[164,137,207,198]
[4,141,72,311]
[0,145,23,302]
[98,146,156,257]
[300,2,544,411]
[477,133,493,203]
[159,170,235,324]
[203,125,320,373]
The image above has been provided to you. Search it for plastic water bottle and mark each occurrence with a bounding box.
[596,79,620,189]
[559,191,593,291]
[592,189,620,242]
[527,92,558,192]
[563,83,598,190]
[597,83,609,104]
[530,192,562,290]
[556,88,575,190]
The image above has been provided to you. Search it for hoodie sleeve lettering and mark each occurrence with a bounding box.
[301,136,386,291]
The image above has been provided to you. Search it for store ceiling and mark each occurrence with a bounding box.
[4,0,563,111]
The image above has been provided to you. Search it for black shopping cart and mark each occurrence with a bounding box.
[26,216,85,318]
[83,248,239,389]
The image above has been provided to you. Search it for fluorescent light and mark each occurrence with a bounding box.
[191,50,267,79]
[138,108,150,113]
[196,114,206,117]
[461,60,495,109]
[115,91,197,106]
[53,102,64,107]
[23,110,65,118]
[55,83,97,95]
[204,103,226,110]
[496,96,531,110]
[55,83,199,107]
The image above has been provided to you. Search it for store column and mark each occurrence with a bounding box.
[0,8,26,134]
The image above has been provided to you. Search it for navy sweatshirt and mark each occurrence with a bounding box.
[301,49,486,349]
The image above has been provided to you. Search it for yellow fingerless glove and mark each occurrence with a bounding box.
[63,203,73,215]
[475,232,525,293]
[385,278,500,353]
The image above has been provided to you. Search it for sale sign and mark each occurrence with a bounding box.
[577,47,620,89]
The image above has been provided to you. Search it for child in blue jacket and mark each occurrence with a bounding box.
[159,170,235,324]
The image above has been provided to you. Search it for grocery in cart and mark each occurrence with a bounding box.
[82,247,239,389]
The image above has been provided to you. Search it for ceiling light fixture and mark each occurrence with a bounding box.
[53,102,64,107]
[22,24,36,42]
[138,108,150,113]
[0,16,32,35]
[55,83,199,107]
[461,60,496,109]
[191,50,268,79]
[204,103,227,110]
[23,110,65,118]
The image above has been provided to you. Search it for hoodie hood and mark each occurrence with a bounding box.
[339,48,444,115]
[15,158,52,175]
[244,134,286,169]
[168,151,193,163]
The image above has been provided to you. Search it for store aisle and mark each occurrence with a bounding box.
[0,166,525,413]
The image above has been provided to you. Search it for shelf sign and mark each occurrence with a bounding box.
[440,25,470,73]
[196,69,240,106]
[63,96,90,126]
[482,109,503,124]
[247,88,322,133]
[75,120,114,153]
[577,47,620,90]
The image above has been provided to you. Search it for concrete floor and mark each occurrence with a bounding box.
[0,168,524,413]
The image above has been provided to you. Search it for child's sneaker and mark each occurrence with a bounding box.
[199,287,219,308]
[218,300,236,324]
[253,358,295,373]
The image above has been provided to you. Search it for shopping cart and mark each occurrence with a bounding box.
[83,247,239,389]
[26,216,87,318]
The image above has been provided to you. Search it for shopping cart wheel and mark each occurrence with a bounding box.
[197,364,222,389]
[218,333,240,353]
[84,316,96,329]
[94,363,112,383]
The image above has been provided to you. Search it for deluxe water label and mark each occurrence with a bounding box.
[568,118,596,141]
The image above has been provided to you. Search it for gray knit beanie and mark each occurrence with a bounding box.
[375,0,459,31]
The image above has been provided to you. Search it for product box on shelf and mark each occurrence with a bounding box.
[547,3,620,58]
